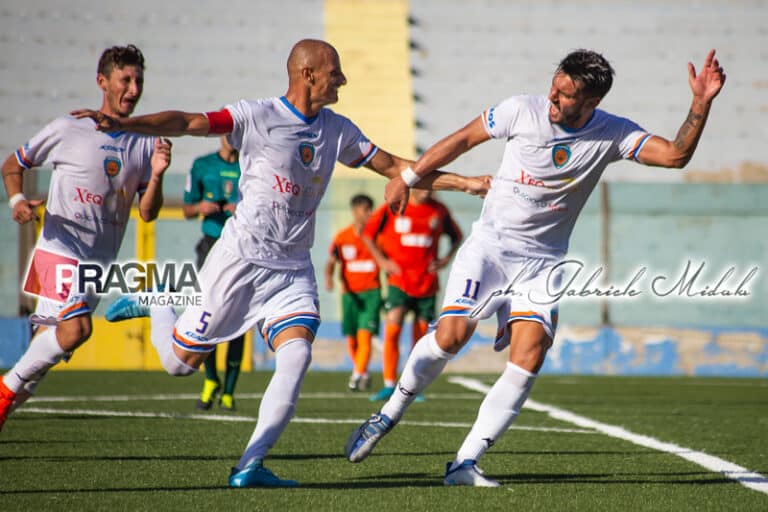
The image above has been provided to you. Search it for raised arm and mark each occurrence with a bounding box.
[70,109,213,137]
[635,49,726,168]
[137,138,172,222]
[383,117,491,213]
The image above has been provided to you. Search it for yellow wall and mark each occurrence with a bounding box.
[325,0,415,176]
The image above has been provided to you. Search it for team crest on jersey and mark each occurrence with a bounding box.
[223,181,234,197]
[552,144,571,169]
[103,157,122,177]
[298,142,316,166]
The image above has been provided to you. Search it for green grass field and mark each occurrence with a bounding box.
[1,371,767,511]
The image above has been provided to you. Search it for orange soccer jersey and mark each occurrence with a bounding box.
[364,198,462,298]
[329,225,380,293]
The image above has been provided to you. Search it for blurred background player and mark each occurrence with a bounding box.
[325,193,381,392]
[183,136,243,411]
[363,188,462,402]
[0,45,171,431]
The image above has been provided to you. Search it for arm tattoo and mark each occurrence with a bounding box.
[673,109,705,151]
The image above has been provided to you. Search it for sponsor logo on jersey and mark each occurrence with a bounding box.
[273,174,301,196]
[517,169,545,187]
[223,180,234,197]
[394,216,412,233]
[298,142,316,166]
[552,144,571,169]
[486,108,496,129]
[103,157,122,177]
[74,187,104,205]
[99,144,125,153]
[341,244,357,260]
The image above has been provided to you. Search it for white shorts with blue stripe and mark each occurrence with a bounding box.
[173,243,320,353]
[438,232,561,349]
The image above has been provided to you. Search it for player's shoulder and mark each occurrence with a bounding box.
[189,151,218,171]
[226,97,276,118]
[494,94,542,110]
[590,108,641,132]
[335,224,359,245]
[43,114,93,134]
[319,107,358,130]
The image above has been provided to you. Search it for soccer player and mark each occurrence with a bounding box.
[325,194,380,392]
[364,188,462,402]
[72,39,489,488]
[345,49,726,486]
[0,45,172,430]
[183,136,244,411]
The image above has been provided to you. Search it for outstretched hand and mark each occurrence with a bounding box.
[70,109,121,132]
[689,49,726,103]
[466,175,492,197]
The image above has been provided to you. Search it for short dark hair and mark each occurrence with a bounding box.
[556,50,614,98]
[350,193,374,209]
[98,44,145,77]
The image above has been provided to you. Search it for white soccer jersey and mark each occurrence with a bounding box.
[217,96,378,269]
[478,95,650,258]
[16,116,156,262]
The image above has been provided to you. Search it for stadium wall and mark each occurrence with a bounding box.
[0,0,766,375]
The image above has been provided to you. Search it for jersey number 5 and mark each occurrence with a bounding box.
[196,311,212,334]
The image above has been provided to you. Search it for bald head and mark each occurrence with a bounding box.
[284,39,347,112]
[287,39,337,80]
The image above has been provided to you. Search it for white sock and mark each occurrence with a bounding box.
[455,362,536,463]
[150,306,196,376]
[237,338,312,469]
[380,331,453,422]
[3,328,65,393]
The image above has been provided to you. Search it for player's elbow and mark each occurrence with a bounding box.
[140,208,159,222]
[665,156,690,169]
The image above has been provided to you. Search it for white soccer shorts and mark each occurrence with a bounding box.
[172,242,320,353]
[438,232,561,345]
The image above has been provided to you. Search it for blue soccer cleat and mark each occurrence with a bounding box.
[228,460,299,488]
[444,459,500,487]
[345,412,396,463]
[105,295,150,322]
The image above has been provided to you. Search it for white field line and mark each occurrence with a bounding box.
[25,392,483,403]
[448,376,768,496]
[17,407,594,434]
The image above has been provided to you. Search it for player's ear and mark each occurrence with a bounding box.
[96,73,108,92]
[585,95,601,110]
[301,67,314,85]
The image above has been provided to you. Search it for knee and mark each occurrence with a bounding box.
[435,319,474,354]
[56,316,93,350]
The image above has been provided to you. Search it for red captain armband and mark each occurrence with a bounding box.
[205,109,234,135]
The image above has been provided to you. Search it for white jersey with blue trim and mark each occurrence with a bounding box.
[218,96,378,270]
[16,115,155,263]
[479,95,650,259]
